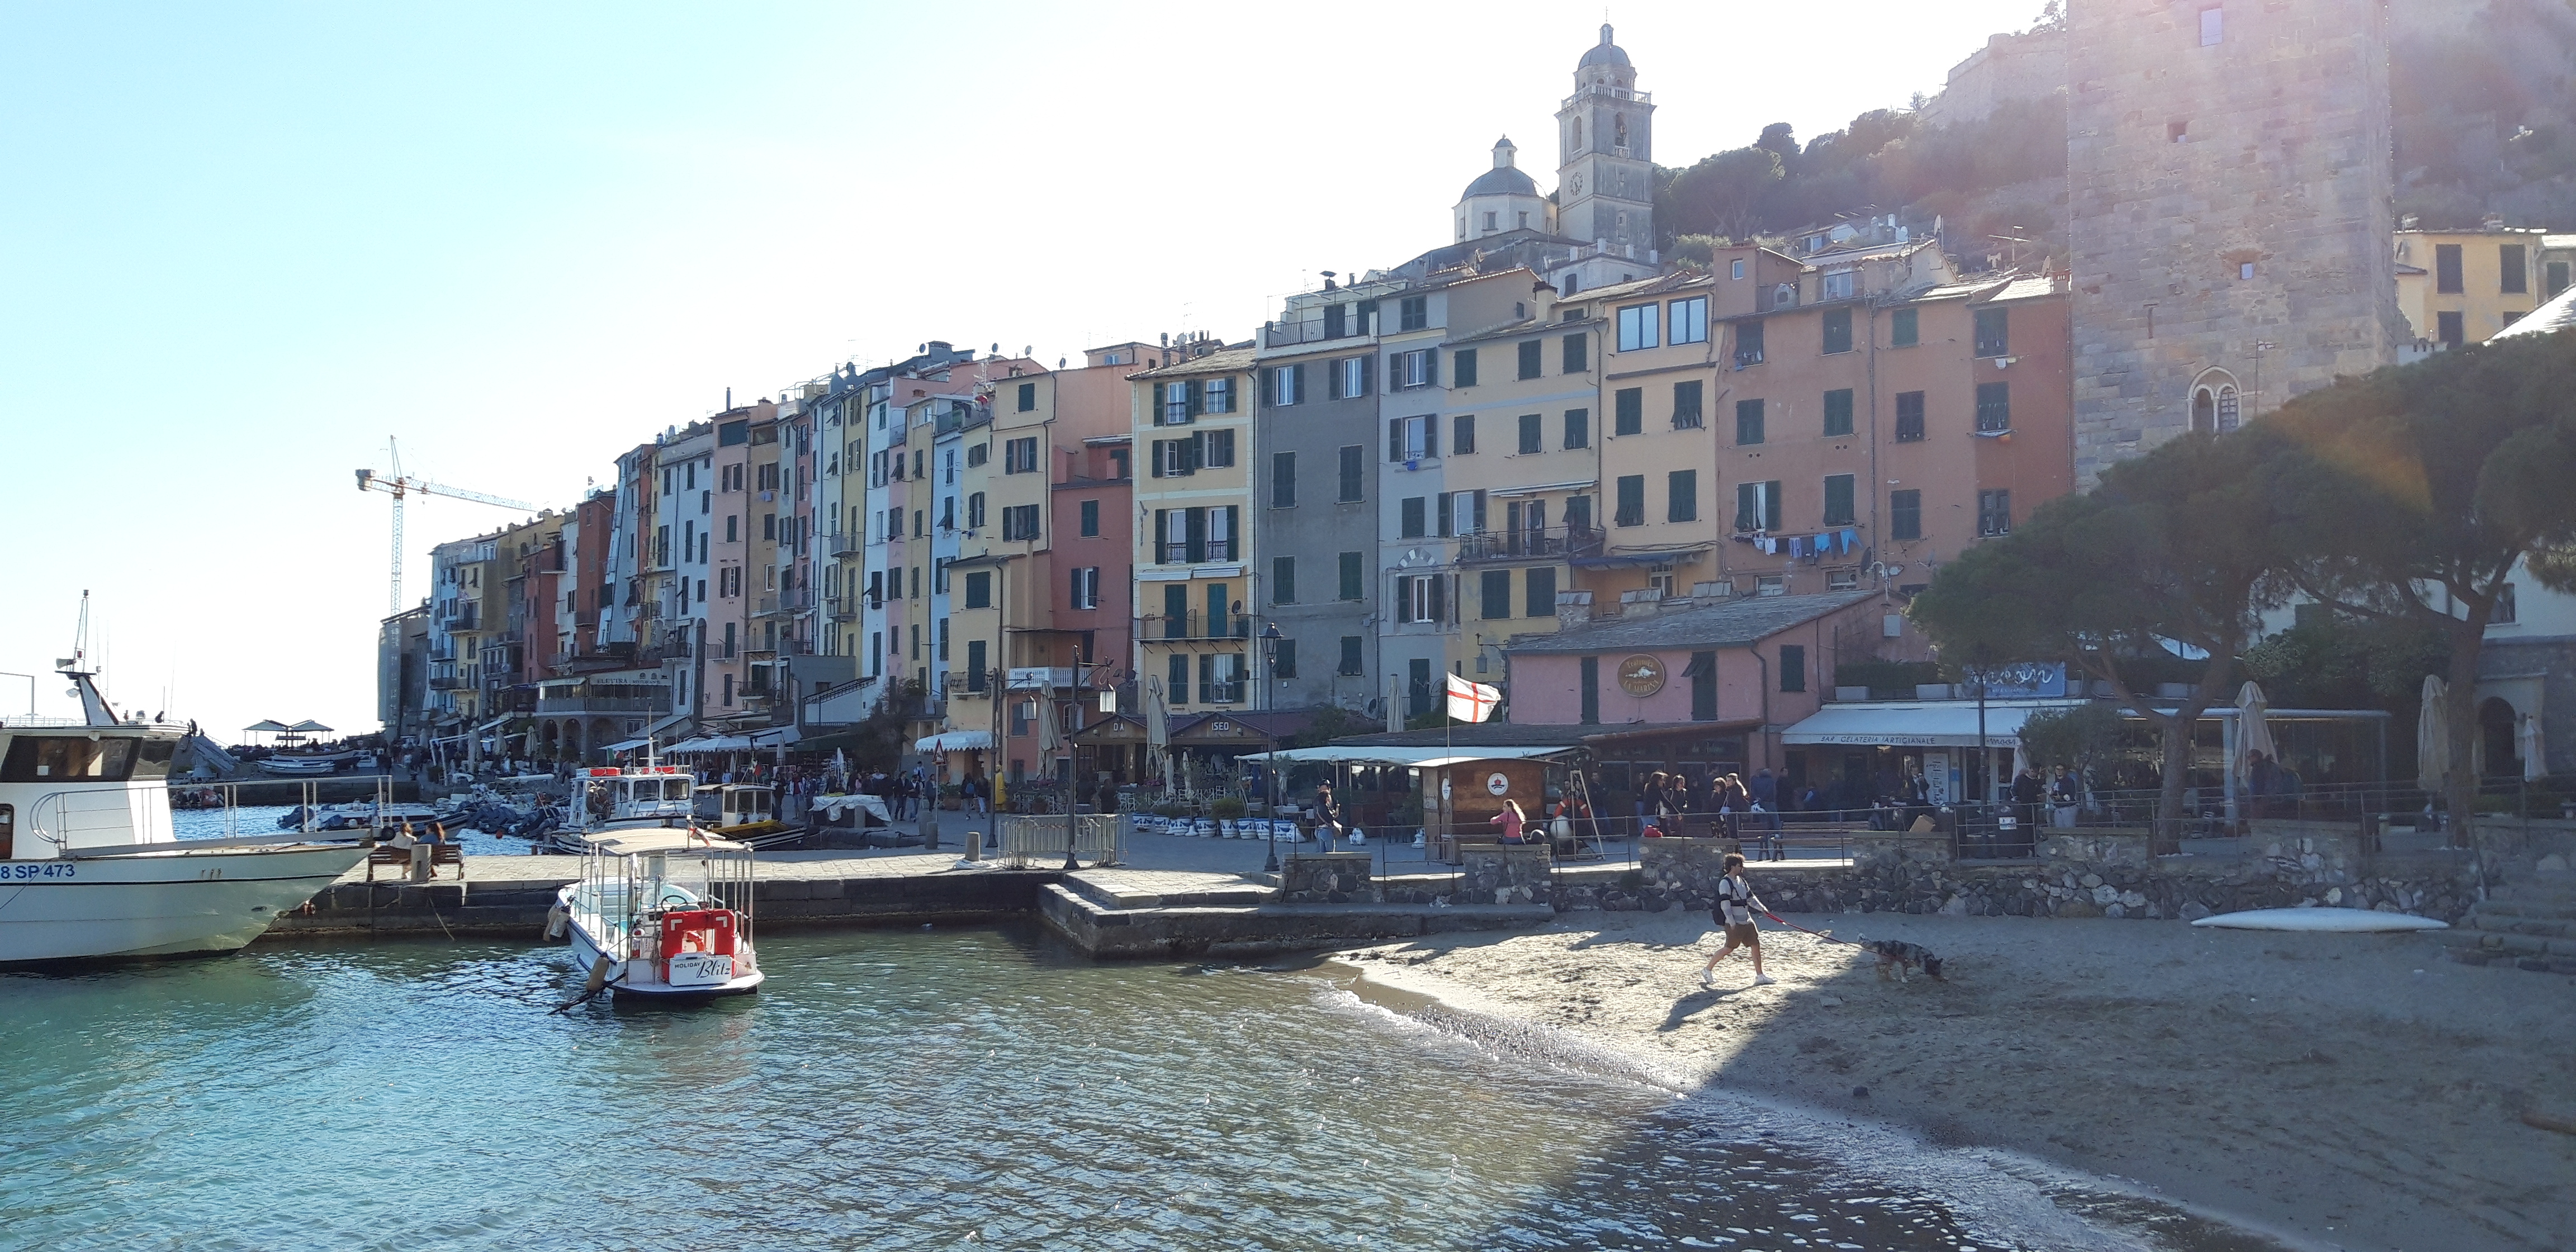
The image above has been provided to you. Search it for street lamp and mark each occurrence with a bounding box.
[1259,623,1284,873]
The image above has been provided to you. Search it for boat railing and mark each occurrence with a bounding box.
[28,789,145,853]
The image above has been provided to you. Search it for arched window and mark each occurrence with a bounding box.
[1614,113,1628,148]
[2189,368,2244,434]
[1570,116,1582,152]
[2191,388,2215,434]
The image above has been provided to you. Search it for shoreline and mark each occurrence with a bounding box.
[1325,909,2576,1252]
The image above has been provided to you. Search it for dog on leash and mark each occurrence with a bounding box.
[1865,939,1946,983]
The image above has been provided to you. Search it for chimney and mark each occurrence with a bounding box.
[1555,589,1594,629]
[2484,212,2507,230]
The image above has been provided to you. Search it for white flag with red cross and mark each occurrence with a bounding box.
[1445,674,1502,724]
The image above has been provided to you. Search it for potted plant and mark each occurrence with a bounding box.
[1213,795,1247,837]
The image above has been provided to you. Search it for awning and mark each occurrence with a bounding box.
[750,727,799,747]
[664,735,752,754]
[1779,700,2089,749]
[915,731,995,753]
[640,711,692,739]
[476,714,513,732]
[1248,744,1581,766]
[602,738,652,753]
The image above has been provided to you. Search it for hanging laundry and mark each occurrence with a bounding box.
[1842,528,1859,552]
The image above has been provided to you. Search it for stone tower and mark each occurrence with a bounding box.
[2066,0,2403,482]
[1555,24,1655,259]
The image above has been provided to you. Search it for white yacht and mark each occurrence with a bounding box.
[0,668,370,965]
[554,828,763,1000]
[539,763,698,853]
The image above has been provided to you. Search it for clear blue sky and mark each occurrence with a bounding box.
[0,0,2049,741]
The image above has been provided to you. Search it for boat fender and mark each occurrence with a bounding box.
[543,901,570,941]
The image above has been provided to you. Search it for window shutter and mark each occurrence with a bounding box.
[1360,353,1374,396]
[1765,481,1783,532]
[1260,368,1274,406]
[1154,509,1168,553]
[1425,416,1438,458]
[1429,573,1447,624]
[1225,506,1239,555]
[1390,418,1405,462]
[1291,363,1307,404]
[1426,349,1439,387]
[1152,382,1166,423]
[1186,379,1204,416]
[1437,492,1454,537]
[1473,490,1488,532]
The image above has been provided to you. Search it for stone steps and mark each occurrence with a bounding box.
[2437,876,2576,973]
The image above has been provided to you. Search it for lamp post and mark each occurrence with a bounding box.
[1260,623,1283,873]
[1063,658,1121,871]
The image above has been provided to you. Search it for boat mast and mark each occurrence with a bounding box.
[58,590,118,728]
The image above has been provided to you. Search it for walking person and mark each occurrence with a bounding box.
[1700,852,1776,988]
[1750,767,1784,860]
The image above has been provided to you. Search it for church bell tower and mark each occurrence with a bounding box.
[1555,23,1655,258]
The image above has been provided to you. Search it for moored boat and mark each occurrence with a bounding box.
[539,763,698,853]
[552,828,763,1000]
[2,667,370,966]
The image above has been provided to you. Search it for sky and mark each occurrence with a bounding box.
[0,0,2050,743]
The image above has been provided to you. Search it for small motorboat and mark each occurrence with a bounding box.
[540,763,698,854]
[258,751,356,777]
[552,828,763,1000]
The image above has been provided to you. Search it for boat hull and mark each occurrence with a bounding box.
[0,845,370,965]
[560,888,763,1000]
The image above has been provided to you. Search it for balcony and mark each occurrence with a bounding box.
[535,696,666,715]
[827,595,858,623]
[439,608,480,632]
[428,675,466,691]
[946,670,993,696]
[1149,611,1253,641]
[1006,666,1076,690]
[1455,525,1606,565]
[781,587,816,614]
[830,531,864,557]
[1154,540,1240,565]
[1262,319,1374,348]
[1200,680,1246,705]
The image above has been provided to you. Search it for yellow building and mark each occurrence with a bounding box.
[2395,225,2551,350]
[1130,344,1259,719]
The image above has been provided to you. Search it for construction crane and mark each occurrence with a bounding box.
[356,438,535,614]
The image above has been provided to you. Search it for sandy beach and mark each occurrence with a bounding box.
[1334,907,2576,1251]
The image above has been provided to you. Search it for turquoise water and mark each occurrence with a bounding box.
[0,927,2244,1251]
[174,805,523,855]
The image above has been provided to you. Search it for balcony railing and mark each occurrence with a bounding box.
[1262,319,1374,348]
[829,531,864,557]
[826,595,858,623]
[780,587,815,613]
[1156,540,1240,565]
[439,608,480,631]
[1151,611,1253,641]
[535,696,666,714]
[1455,525,1606,564]
[428,675,466,691]
[946,669,992,695]
[1200,680,1246,705]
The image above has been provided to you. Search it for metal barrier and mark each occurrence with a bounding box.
[997,813,1123,869]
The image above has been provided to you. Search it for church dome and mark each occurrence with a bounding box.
[1578,23,1631,70]
[1461,136,1538,200]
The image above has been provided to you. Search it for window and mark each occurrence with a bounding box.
[1977,489,2012,537]
[1453,348,1478,388]
[1447,490,1485,537]
[1895,391,1926,442]
[1401,497,1427,538]
[1579,656,1599,723]
[1890,489,1922,540]
[964,571,992,609]
[1339,634,1365,675]
[1269,364,1303,406]
[1396,574,1445,624]
[1823,474,1855,527]
[1481,569,1512,619]
[1169,653,1190,705]
[1273,556,1297,604]
[1615,475,1645,527]
[2548,260,2570,297]
[965,492,986,530]
[1005,437,1038,473]
[1561,333,1589,374]
[1272,638,1298,679]
[1525,566,1557,618]
[1399,295,1428,331]
[1734,319,1765,367]
[1271,451,1296,508]
[1157,381,1194,425]
[1616,303,1659,351]
[1002,504,1041,540]
[1452,414,1476,454]
[2498,582,2519,624]
[1976,382,2011,433]
[2501,244,2528,294]
[1206,429,1236,467]
[1563,408,1589,449]
[967,443,988,469]
[1822,307,1853,355]
[1392,348,1436,390]
[1336,355,1371,399]
[2437,310,2465,349]
[1823,388,1854,437]
[1613,388,1641,437]
[1205,377,1235,413]
[1070,566,1101,610]
[1337,552,1364,602]
[1973,306,2009,357]
[1669,296,1708,345]
[1672,381,1704,429]
[1079,499,1100,536]
[2435,244,2463,295]
[1667,470,1698,523]
[1016,381,1036,412]
[1736,480,1783,532]
[1519,412,1543,454]
[1389,414,1436,462]
[1325,303,1347,340]
[1779,643,1806,693]
[1338,445,1363,500]
[1822,271,1856,302]
[763,513,777,541]
[1735,398,1765,445]
[1891,307,1919,347]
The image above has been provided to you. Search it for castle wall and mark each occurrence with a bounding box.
[2065,0,2403,483]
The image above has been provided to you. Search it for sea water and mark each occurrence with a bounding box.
[0,927,2265,1251]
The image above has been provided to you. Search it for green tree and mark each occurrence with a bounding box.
[2245,326,2576,832]
[2015,701,2127,786]
[1660,146,1783,244]
[1910,433,2289,846]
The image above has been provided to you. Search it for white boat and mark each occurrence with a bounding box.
[258,751,356,777]
[1,668,370,965]
[2190,907,2450,933]
[553,828,763,1000]
[539,763,698,853]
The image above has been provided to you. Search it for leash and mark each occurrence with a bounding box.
[1761,909,1861,947]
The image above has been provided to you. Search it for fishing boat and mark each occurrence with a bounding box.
[539,762,698,853]
[551,828,763,1000]
[1,666,370,966]
[257,750,357,777]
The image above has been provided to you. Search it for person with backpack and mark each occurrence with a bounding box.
[1701,852,1777,989]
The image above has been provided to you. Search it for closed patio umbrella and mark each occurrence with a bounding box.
[2417,675,2450,797]
[1144,676,1172,791]
[2521,713,2546,782]
[2236,681,2275,765]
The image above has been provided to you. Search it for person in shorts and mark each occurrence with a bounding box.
[1701,852,1777,988]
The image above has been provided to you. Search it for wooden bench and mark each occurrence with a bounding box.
[365,841,464,881]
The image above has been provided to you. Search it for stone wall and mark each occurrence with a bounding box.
[2065,0,2402,482]
[1370,847,1559,908]
[1278,852,1379,904]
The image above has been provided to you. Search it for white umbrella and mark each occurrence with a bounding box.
[2236,681,2275,765]
[2417,674,2450,796]
[2521,713,2546,782]
[1386,676,1403,734]
[1144,677,1172,791]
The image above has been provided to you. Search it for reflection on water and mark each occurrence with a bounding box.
[0,927,2243,1250]
[173,804,522,855]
